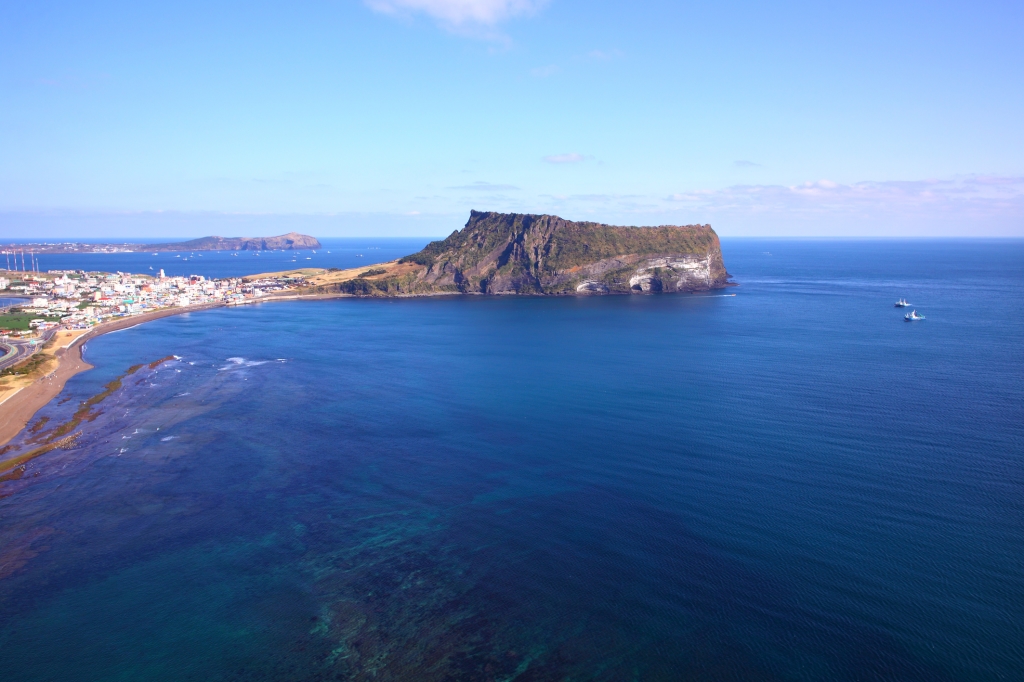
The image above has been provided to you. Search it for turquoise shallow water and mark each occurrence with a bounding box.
[0,240,1022,680]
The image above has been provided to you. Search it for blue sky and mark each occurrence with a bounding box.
[1,0,1022,237]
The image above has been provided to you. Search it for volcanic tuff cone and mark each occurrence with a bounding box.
[304,211,730,296]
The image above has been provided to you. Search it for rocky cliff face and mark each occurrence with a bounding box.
[313,212,730,297]
[150,232,321,251]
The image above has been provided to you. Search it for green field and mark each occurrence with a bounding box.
[0,313,62,331]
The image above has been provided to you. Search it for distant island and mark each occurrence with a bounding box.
[145,232,321,252]
[295,211,730,296]
[1,232,321,255]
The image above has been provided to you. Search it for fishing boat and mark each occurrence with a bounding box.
[894,298,911,307]
[904,310,925,321]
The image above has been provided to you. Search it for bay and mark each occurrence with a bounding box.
[0,239,1021,680]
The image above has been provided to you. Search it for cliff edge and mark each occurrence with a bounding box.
[304,211,730,296]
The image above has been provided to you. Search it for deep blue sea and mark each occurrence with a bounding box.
[2,237,430,280]
[1,240,1022,681]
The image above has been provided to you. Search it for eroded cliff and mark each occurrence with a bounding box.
[306,211,730,296]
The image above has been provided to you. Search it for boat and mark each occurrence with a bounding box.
[894,298,911,307]
[904,310,925,321]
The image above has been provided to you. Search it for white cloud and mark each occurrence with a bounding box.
[584,49,623,61]
[660,175,1024,235]
[543,153,588,164]
[365,0,546,26]
[448,181,520,191]
[469,175,1024,236]
[667,176,1024,217]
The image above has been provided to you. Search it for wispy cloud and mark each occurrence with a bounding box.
[365,0,546,28]
[584,48,623,61]
[543,153,589,164]
[734,160,762,168]
[530,64,559,78]
[33,72,112,90]
[665,176,1024,227]
[507,175,1024,235]
[447,181,521,191]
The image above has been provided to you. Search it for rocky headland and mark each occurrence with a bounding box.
[302,211,730,297]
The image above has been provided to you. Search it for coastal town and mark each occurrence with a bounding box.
[0,262,330,452]
[0,268,303,340]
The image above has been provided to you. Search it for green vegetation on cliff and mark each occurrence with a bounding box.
[305,211,730,297]
[403,212,717,270]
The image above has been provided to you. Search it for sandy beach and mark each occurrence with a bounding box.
[0,292,368,451]
[0,290,374,451]
[0,302,227,448]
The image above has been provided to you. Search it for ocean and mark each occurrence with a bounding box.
[0,239,1021,680]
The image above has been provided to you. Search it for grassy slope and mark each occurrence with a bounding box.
[404,212,716,273]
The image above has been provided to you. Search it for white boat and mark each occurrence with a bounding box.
[894,298,911,307]
[904,310,925,321]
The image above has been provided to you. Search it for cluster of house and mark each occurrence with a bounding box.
[1,269,302,336]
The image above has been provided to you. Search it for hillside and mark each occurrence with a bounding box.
[302,211,730,296]
[148,232,320,251]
